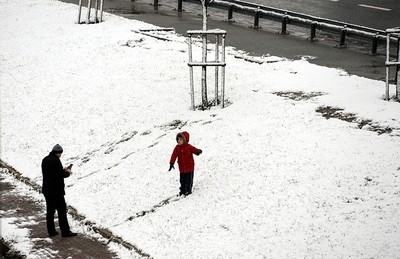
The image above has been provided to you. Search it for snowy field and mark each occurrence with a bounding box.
[1,0,400,257]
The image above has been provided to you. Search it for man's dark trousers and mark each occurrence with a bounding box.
[44,194,70,235]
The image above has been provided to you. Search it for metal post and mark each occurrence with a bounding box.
[310,22,316,41]
[188,35,195,110]
[215,35,220,105]
[372,34,378,55]
[281,15,288,34]
[78,0,82,24]
[178,0,183,12]
[339,26,346,47]
[87,0,92,24]
[253,7,260,29]
[221,34,226,108]
[228,5,233,21]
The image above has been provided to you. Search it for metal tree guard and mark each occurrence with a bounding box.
[187,29,227,110]
[78,0,105,24]
[385,27,400,101]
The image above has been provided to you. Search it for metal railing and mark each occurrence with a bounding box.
[179,0,399,54]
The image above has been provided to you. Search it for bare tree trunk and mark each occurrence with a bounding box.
[201,0,208,108]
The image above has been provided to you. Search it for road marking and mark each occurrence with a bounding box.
[330,0,339,2]
[358,4,391,11]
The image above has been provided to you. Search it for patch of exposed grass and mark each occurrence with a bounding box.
[273,91,325,101]
[316,106,393,135]
[273,91,397,136]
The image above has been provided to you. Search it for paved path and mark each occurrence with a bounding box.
[0,172,119,258]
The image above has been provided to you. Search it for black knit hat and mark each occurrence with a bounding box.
[52,144,63,153]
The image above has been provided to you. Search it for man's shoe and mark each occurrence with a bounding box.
[61,232,77,238]
[49,231,59,237]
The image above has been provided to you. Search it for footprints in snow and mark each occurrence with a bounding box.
[65,117,220,179]
[126,195,185,222]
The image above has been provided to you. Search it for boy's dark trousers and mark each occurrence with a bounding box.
[44,194,71,235]
[179,172,194,195]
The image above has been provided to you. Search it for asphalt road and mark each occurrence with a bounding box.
[247,0,400,30]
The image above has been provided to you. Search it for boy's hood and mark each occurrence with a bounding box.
[177,131,190,143]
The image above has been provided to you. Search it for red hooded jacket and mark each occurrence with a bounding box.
[170,131,200,173]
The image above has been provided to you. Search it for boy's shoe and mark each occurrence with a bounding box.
[62,232,77,238]
[49,231,59,237]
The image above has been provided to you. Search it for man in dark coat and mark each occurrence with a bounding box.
[41,144,77,238]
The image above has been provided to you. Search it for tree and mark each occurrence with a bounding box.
[199,0,214,108]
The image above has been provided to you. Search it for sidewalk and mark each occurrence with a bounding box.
[0,171,119,258]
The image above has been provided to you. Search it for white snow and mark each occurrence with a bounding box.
[1,0,400,257]
[0,172,59,258]
[1,217,34,256]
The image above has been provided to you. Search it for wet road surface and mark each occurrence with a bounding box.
[245,0,400,30]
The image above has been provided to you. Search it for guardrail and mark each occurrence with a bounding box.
[178,0,399,55]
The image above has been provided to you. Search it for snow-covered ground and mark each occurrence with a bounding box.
[1,0,400,257]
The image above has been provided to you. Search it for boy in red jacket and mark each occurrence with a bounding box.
[169,131,202,196]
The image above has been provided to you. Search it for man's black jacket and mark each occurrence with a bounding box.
[41,151,69,196]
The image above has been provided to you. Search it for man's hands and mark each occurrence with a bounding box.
[65,164,73,175]
[64,168,72,175]
[168,164,175,171]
